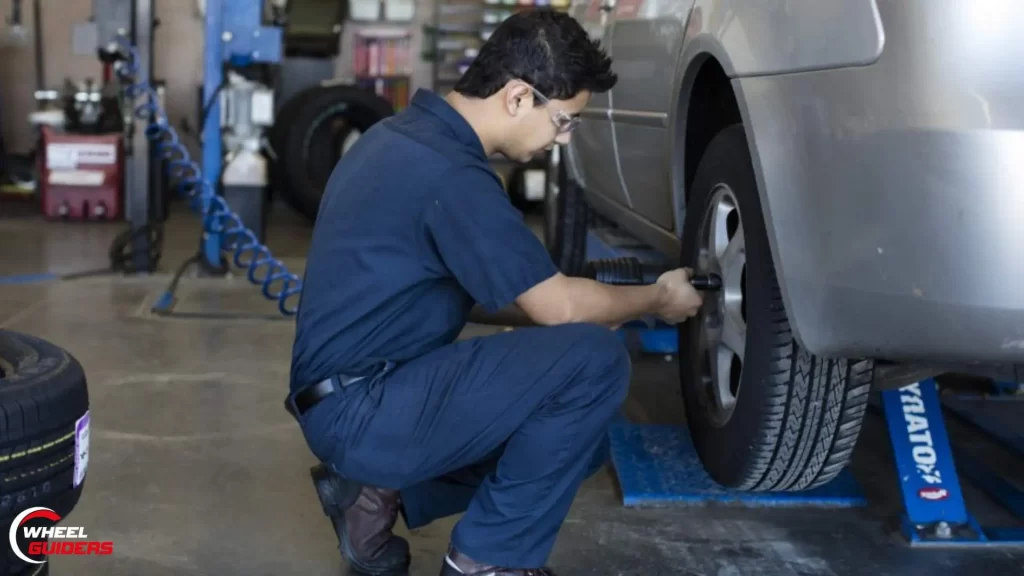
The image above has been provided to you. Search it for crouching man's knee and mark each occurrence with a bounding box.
[563,323,632,403]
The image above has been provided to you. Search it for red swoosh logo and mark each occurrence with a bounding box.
[19,510,61,526]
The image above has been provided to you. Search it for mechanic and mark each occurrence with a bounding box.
[286,9,704,576]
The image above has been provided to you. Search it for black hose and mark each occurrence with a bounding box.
[583,257,723,291]
[108,223,164,273]
[582,257,668,285]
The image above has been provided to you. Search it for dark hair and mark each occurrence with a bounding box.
[453,9,617,102]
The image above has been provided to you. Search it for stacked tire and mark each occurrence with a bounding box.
[270,84,395,223]
[0,331,90,574]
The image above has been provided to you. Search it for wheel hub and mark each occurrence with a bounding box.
[695,184,747,426]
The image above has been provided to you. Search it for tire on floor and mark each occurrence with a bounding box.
[275,85,394,223]
[678,124,873,491]
[0,330,90,572]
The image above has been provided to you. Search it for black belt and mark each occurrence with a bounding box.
[285,362,393,418]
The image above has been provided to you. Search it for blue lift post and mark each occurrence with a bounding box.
[880,379,1024,545]
[586,227,867,508]
[200,0,283,270]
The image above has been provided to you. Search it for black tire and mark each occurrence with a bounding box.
[0,331,89,573]
[543,145,589,276]
[279,85,394,222]
[268,86,323,205]
[678,124,873,491]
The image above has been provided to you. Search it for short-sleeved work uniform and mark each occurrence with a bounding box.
[288,89,631,569]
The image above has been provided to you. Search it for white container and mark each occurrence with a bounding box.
[384,0,415,21]
[350,0,381,21]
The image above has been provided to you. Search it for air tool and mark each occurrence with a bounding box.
[582,257,723,291]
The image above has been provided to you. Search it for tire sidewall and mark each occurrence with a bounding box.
[678,124,784,488]
[545,146,587,276]
[0,331,89,570]
[281,86,394,222]
[269,86,325,198]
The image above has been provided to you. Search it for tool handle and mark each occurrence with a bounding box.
[690,273,723,291]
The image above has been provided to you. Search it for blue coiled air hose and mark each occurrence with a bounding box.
[113,36,302,316]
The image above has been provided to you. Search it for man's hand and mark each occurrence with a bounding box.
[652,268,704,324]
[515,268,706,328]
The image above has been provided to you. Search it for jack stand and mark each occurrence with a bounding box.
[880,379,1024,546]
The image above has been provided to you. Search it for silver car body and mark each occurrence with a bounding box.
[566,0,1024,365]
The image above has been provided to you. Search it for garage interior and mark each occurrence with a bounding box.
[2,1,1024,575]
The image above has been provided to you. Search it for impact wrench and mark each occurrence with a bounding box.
[581,257,722,291]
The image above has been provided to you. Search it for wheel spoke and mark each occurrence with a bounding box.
[712,346,736,411]
[720,228,744,274]
[721,304,745,361]
[720,224,745,361]
[708,194,735,269]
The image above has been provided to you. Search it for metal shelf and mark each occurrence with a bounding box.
[429,0,571,92]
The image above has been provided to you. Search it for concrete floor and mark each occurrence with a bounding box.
[2,200,1024,576]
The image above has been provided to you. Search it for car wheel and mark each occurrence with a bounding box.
[0,330,90,569]
[543,145,588,276]
[678,124,873,491]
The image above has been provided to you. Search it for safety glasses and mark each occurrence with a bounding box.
[526,83,580,134]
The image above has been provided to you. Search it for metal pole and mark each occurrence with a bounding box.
[200,0,224,270]
[125,0,154,272]
[32,0,44,110]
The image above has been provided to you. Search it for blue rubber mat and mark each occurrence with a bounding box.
[608,420,867,507]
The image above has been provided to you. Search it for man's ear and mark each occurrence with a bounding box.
[502,81,533,117]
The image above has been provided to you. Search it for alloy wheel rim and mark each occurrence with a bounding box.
[695,184,747,426]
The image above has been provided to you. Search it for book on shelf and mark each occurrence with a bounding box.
[354,34,413,77]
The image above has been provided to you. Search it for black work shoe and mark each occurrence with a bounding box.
[310,464,411,575]
[439,545,557,576]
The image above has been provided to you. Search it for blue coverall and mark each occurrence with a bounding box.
[288,89,632,568]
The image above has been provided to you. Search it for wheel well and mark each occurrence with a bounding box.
[683,58,742,201]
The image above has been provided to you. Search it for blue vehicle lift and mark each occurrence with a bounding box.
[880,379,1024,545]
[199,0,282,270]
[589,225,1024,544]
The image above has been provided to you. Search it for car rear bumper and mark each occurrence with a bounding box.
[735,0,1024,363]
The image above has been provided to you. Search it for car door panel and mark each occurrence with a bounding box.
[566,0,629,208]
[608,1,691,232]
